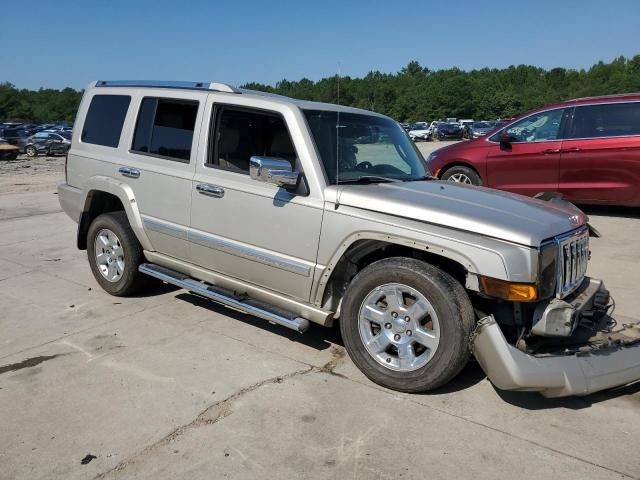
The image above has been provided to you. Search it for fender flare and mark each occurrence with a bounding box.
[312,230,508,306]
[80,176,153,251]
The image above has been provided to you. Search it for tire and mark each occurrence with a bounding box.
[340,257,475,393]
[86,211,147,296]
[26,145,37,157]
[441,165,482,186]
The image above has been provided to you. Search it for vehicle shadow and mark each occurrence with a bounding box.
[175,292,340,352]
[425,360,487,395]
[579,204,640,219]
[494,381,640,410]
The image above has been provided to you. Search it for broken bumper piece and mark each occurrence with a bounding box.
[472,315,640,398]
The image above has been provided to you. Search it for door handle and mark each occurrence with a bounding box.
[118,166,141,179]
[541,148,561,154]
[562,147,582,153]
[196,183,225,198]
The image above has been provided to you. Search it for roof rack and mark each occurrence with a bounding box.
[94,80,241,94]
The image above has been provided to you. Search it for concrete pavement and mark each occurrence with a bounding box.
[1,159,639,479]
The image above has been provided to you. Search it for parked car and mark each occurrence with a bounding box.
[427,121,440,135]
[469,121,494,138]
[56,79,640,398]
[436,122,464,140]
[0,138,19,160]
[0,128,30,146]
[428,93,640,206]
[23,130,71,156]
[408,123,432,141]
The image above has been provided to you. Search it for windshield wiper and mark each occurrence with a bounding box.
[402,175,435,182]
[337,175,400,185]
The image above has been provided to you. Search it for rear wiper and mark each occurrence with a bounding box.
[337,175,400,184]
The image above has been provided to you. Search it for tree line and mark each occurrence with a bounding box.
[2,56,639,124]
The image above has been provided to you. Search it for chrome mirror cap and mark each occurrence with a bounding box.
[250,156,299,189]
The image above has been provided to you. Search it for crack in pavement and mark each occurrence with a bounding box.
[94,348,346,479]
[337,374,640,480]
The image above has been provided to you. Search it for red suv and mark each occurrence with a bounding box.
[427,94,640,206]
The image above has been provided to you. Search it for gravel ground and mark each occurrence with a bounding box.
[0,154,65,194]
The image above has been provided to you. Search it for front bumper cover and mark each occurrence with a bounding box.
[472,278,640,397]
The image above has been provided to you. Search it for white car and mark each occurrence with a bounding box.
[408,124,432,141]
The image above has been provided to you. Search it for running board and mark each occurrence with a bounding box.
[138,263,310,333]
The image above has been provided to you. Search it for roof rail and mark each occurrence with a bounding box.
[94,80,241,94]
[565,92,640,103]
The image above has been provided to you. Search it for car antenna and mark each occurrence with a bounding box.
[335,62,341,188]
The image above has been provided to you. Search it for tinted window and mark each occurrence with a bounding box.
[131,98,198,161]
[209,107,296,173]
[81,94,130,147]
[568,102,640,139]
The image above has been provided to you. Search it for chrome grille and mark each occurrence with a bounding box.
[556,228,589,298]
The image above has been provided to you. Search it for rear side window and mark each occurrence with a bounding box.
[568,102,640,139]
[131,97,198,162]
[81,94,131,147]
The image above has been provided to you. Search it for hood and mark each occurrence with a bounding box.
[330,181,587,246]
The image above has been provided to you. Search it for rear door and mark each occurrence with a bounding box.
[485,107,567,197]
[116,92,204,261]
[559,101,640,205]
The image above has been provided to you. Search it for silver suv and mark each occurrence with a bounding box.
[58,80,640,397]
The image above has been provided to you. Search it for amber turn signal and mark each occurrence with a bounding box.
[479,276,538,302]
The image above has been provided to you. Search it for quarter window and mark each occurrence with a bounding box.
[131,97,199,161]
[499,108,565,143]
[567,102,640,139]
[81,94,131,147]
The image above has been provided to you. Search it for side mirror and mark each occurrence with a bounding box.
[499,133,512,152]
[250,156,300,190]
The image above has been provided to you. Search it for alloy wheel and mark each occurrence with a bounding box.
[448,173,472,184]
[358,283,440,372]
[94,229,125,282]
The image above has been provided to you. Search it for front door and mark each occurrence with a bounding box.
[189,100,323,301]
[486,107,567,197]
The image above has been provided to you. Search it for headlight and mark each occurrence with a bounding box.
[537,241,558,299]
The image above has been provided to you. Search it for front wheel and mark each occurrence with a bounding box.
[26,145,37,157]
[441,165,482,186]
[340,257,475,393]
[87,211,148,296]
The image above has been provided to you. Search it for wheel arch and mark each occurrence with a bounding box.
[315,235,473,319]
[77,176,152,251]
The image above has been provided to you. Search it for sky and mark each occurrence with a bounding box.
[2,0,639,90]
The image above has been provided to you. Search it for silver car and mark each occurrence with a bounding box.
[57,80,640,398]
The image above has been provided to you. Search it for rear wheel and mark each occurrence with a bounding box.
[340,257,475,393]
[441,165,481,186]
[87,211,147,296]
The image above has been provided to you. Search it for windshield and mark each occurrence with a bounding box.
[304,109,428,184]
[59,131,72,140]
[473,122,491,129]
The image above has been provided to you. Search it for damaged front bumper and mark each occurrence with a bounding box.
[472,279,640,398]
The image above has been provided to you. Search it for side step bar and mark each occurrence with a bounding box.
[139,263,310,333]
